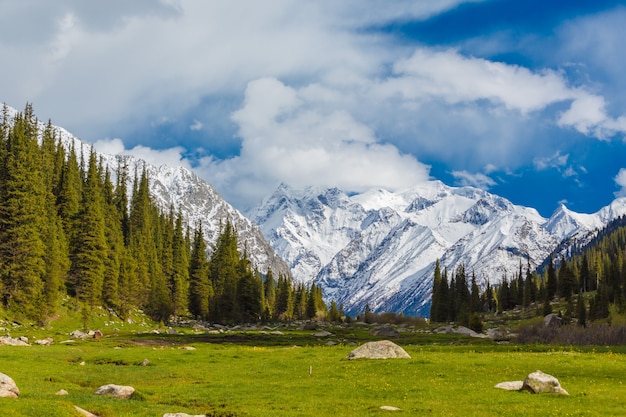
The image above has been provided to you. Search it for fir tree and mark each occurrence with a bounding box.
[188,225,211,319]
[70,149,107,318]
[0,109,48,320]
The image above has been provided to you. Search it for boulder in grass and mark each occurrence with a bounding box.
[494,381,524,391]
[346,340,410,360]
[522,370,569,395]
[0,373,19,398]
[94,384,135,399]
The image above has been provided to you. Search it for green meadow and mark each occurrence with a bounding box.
[1,316,626,417]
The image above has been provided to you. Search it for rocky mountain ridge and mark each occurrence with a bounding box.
[249,182,626,316]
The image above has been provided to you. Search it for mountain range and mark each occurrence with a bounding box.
[248,182,626,316]
[7,104,626,318]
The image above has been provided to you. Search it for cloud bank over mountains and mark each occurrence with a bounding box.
[3,1,626,212]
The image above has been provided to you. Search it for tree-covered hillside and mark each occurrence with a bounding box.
[0,104,325,325]
[430,212,626,329]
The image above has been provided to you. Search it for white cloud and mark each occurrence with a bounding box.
[387,48,575,113]
[451,170,496,189]
[195,77,431,208]
[189,120,203,131]
[533,151,569,170]
[92,137,191,170]
[615,168,626,197]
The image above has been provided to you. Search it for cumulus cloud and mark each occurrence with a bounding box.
[195,77,431,208]
[615,168,626,197]
[93,137,191,170]
[451,170,496,189]
[533,151,569,170]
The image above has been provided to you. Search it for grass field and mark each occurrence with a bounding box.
[1,317,626,417]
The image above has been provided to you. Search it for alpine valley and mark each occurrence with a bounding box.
[248,183,626,317]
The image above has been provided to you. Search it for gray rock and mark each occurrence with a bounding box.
[543,313,562,328]
[70,330,89,339]
[494,381,524,391]
[346,340,411,360]
[522,370,569,395]
[94,384,135,399]
[140,358,150,366]
[35,337,54,345]
[0,373,19,398]
[74,406,99,417]
[55,389,69,396]
[313,330,333,337]
[380,405,402,411]
[0,335,29,346]
[369,325,399,338]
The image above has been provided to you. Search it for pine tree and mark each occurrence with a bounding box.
[557,256,575,300]
[0,109,48,320]
[188,225,211,319]
[328,300,341,323]
[576,292,587,327]
[70,149,107,319]
[263,269,277,320]
[546,257,557,300]
[170,209,190,316]
[430,259,442,321]
[209,221,241,323]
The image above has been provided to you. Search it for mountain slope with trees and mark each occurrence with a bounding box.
[0,104,319,325]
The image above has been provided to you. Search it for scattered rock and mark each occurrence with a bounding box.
[270,330,284,336]
[70,330,89,340]
[313,330,332,337]
[181,346,196,351]
[94,384,135,399]
[35,337,54,345]
[302,322,318,330]
[55,389,69,396]
[0,373,19,398]
[543,314,562,328]
[346,340,411,360]
[168,329,178,335]
[74,405,99,417]
[522,370,569,395]
[494,381,524,391]
[140,359,150,366]
[0,335,29,346]
[369,325,400,338]
[325,340,338,346]
[380,406,402,411]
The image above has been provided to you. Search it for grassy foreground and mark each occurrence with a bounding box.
[1,326,626,417]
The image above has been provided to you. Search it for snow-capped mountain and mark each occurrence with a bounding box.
[3,104,289,277]
[249,182,626,316]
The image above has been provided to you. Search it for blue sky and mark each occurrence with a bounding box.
[2,1,626,216]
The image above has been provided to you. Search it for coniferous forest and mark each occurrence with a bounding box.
[0,104,329,325]
[430,214,626,331]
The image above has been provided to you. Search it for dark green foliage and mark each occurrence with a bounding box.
[0,105,318,326]
[577,293,587,327]
[188,226,211,319]
[0,107,48,320]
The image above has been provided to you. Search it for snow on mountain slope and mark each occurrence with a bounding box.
[3,104,288,276]
[250,181,626,317]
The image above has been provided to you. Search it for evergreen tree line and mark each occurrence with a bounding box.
[0,105,332,325]
[431,215,626,327]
